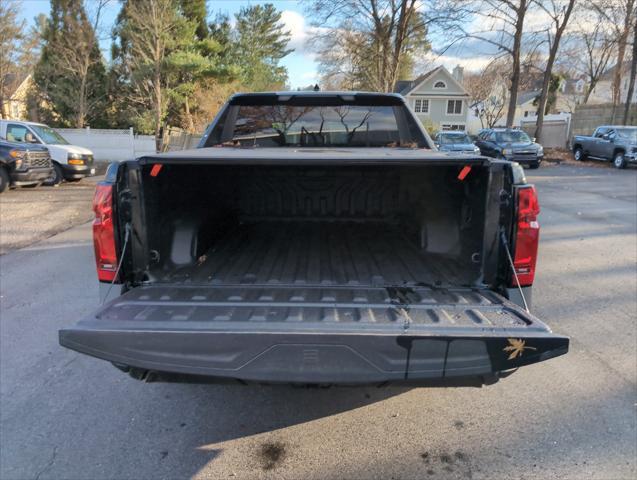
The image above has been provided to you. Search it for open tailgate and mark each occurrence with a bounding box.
[60,285,568,385]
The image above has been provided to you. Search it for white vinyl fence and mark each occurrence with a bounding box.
[519,112,572,148]
[54,127,156,162]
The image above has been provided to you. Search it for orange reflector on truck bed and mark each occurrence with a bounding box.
[458,166,471,181]
[150,164,163,177]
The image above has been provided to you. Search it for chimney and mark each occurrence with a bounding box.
[452,65,464,84]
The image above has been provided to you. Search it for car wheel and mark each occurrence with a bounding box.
[613,152,627,169]
[43,163,64,186]
[573,147,585,161]
[0,167,9,193]
[529,161,540,169]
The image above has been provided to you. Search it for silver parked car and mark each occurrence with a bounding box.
[434,131,480,154]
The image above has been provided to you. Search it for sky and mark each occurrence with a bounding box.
[17,0,501,89]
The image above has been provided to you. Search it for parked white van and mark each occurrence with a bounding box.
[0,120,95,184]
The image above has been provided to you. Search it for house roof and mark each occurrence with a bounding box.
[517,90,540,106]
[600,61,632,81]
[393,69,439,95]
[393,80,414,94]
[393,66,469,97]
[1,73,29,97]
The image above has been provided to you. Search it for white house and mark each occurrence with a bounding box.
[588,62,637,105]
[395,66,470,131]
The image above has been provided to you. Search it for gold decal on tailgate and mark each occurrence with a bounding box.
[504,338,537,360]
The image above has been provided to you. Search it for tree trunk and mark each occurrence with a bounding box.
[622,16,637,125]
[506,1,526,128]
[0,95,5,119]
[77,74,87,128]
[611,0,634,119]
[184,97,194,132]
[534,55,556,142]
[154,76,162,153]
[534,0,575,142]
[583,79,598,104]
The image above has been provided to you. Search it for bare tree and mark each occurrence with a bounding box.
[623,14,636,124]
[114,0,190,150]
[0,0,24,119]
[465,59,509,128]
[307,0,462,92]
[592,0,636,113]
[453,0,536,127]
[534,0,577,142]
[579,21,617,104]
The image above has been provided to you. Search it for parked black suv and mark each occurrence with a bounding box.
[0,140,54,193]
[475,128,543,169]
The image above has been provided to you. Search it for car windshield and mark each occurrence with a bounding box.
[616,128,637,142]
[209,102,425,148]
[495,131,531,143]
[30,125,69,145]
[439,133,472,145]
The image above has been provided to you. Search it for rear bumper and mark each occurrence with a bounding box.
[11,167,54,185]
[60,327,568,385]
[61,163,95,179]
[59,285,569,385]
[510,155,541,165]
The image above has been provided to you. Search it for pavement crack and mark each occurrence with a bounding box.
[34,446,58,480]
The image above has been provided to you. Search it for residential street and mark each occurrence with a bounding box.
[0,164,635,480]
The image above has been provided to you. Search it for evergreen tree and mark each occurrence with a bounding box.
[180,0,208,40]
[33,0,106,127]
[233,4,293,91]
[111,0,234,145]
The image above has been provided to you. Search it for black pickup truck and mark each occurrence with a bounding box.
[59,92,568,387]
[0,140,53,193]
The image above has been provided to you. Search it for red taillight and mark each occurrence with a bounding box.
[93,184,119,282]
[511,185,540,287]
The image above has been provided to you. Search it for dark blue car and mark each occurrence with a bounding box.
[434,131,480,154]
[475,128,543,169]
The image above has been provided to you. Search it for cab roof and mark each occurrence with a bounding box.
[228,91,406,106]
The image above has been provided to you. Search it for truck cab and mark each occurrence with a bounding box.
[0,120,95,184]
[0,139,53,192]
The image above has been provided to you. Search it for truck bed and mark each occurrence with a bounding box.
[158,221,470,287]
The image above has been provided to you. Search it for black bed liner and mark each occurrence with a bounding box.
[161,221,473,287]
[60,283,568,385]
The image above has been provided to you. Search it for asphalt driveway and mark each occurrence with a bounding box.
[0,177,101,254]
[0,164,635,480]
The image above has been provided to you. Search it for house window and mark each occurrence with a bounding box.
[414,99,429,113]
[524,111,529,117]
[441,124,465,131]
[434,81,446,89]
[447,100,463,115]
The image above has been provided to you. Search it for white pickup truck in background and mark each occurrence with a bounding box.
[0,119,95,184]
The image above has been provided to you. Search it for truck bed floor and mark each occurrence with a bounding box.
[161,221,474,287]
